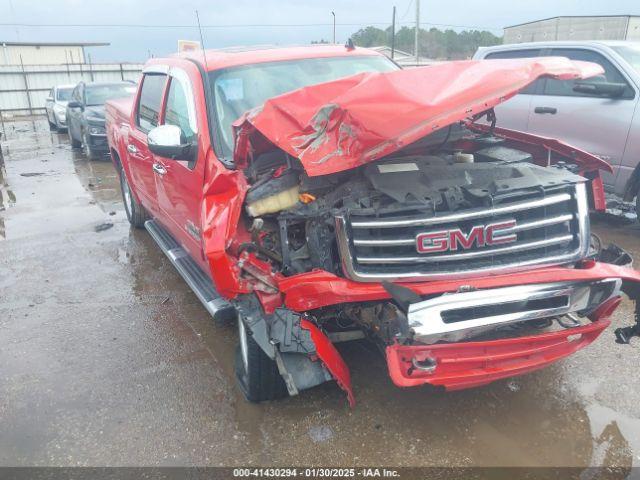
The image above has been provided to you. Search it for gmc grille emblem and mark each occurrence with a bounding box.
[416,220,517,254]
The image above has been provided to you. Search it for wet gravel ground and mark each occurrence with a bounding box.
[1,117,640,468]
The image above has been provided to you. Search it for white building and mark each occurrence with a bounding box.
[1,41,109,66]
[504,16,640,44]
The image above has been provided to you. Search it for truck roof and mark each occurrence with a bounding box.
[477,40,640,52]
[172,44,384,71]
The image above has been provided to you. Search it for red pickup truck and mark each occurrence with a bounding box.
[106,45,640,406]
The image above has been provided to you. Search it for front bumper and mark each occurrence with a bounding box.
[407,279,620,344]
[277,261,640,397]
[86,132,109,153]
[54,110,66,126]
[386,296,621,390]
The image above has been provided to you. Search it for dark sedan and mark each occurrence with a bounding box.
[66,81,136,160]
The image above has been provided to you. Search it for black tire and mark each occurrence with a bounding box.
[119,168,147,228]
[48,118,56,131]
[235,317,288,403]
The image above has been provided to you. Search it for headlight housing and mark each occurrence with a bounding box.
[54,104,66,115]
[88,125,106,135]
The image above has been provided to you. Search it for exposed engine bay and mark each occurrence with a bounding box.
[235,122,623,352]
[242,124,581,274]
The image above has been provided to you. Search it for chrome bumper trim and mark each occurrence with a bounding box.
[408,279,621,344]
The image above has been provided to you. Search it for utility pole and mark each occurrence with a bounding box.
[414,0,420,65]
[331,11,336,43]
[391,6,396,59]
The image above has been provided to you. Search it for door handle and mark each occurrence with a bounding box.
[152,162,167,176]
[127,144,138,154]
[534,106,558,114]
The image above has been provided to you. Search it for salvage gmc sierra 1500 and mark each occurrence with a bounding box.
[106,45,640,406]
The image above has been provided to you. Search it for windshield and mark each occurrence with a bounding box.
[210,55,398,158]
[85,84,137,106]
[611,44,640,74]
[56,88,73,102]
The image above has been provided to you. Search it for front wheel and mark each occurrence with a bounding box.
[119,169,147,228]
[235,317,288,403]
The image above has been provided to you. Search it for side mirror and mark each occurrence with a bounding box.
[46,96,53,102]
[67,100,83,109]
[573,81,626,98]
[147,124,194,161]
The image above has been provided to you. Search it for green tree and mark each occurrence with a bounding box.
[351,26,389,47]
[351,24,502,60]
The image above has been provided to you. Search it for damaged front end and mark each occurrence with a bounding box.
[207,57,640,405]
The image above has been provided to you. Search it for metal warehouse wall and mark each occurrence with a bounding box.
[627,17,640,41]
[1,45,86,65]
[504,16,631,43]
[0,63,143,116]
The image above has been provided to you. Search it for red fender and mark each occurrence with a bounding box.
[301,319,355,407]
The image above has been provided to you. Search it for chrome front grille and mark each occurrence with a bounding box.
[335,182,590,282]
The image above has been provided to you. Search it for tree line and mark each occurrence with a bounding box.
[348,25,502,60]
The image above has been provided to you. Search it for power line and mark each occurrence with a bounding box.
[400,0,414,22]
[0,21,502,31]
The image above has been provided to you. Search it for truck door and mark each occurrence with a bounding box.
[127,72,167,214]
[483,48,545,132]
[152,67,206,267]
[526,47,637,190]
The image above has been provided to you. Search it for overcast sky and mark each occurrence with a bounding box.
[1,0,639,62]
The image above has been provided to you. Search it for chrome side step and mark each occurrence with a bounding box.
[145,220,236,323]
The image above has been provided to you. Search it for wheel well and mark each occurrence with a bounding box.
[110,148,122,171]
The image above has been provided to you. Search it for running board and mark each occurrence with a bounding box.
[145,220,236,323]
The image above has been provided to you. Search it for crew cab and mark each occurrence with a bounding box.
[106,45,640,406]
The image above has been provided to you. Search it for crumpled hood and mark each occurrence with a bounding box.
[234,57,603,176]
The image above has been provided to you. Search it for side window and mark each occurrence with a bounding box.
[136,73,167,132]
[49,88,54,100]
[163,77,196,140]
[485,49,543,95]
[72,86,79,102]
[543,48,634,99]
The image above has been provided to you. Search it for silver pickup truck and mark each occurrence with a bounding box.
[474,41,640,211]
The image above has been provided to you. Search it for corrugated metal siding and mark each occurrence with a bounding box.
[1,45,86,65]
[505,16,632,44]
[627,17,640,41]
[0,63,143,115]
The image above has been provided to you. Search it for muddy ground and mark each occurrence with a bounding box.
[1,118,640,468]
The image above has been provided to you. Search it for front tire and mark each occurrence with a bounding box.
[235,317,288,403]
[119,168,147,228]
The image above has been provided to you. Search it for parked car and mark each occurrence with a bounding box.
[106,45,640,405]
[67,81,136,160]
[45,84,74,131]
[474,41,640,210]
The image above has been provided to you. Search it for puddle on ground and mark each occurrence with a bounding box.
[2,117,640,468]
